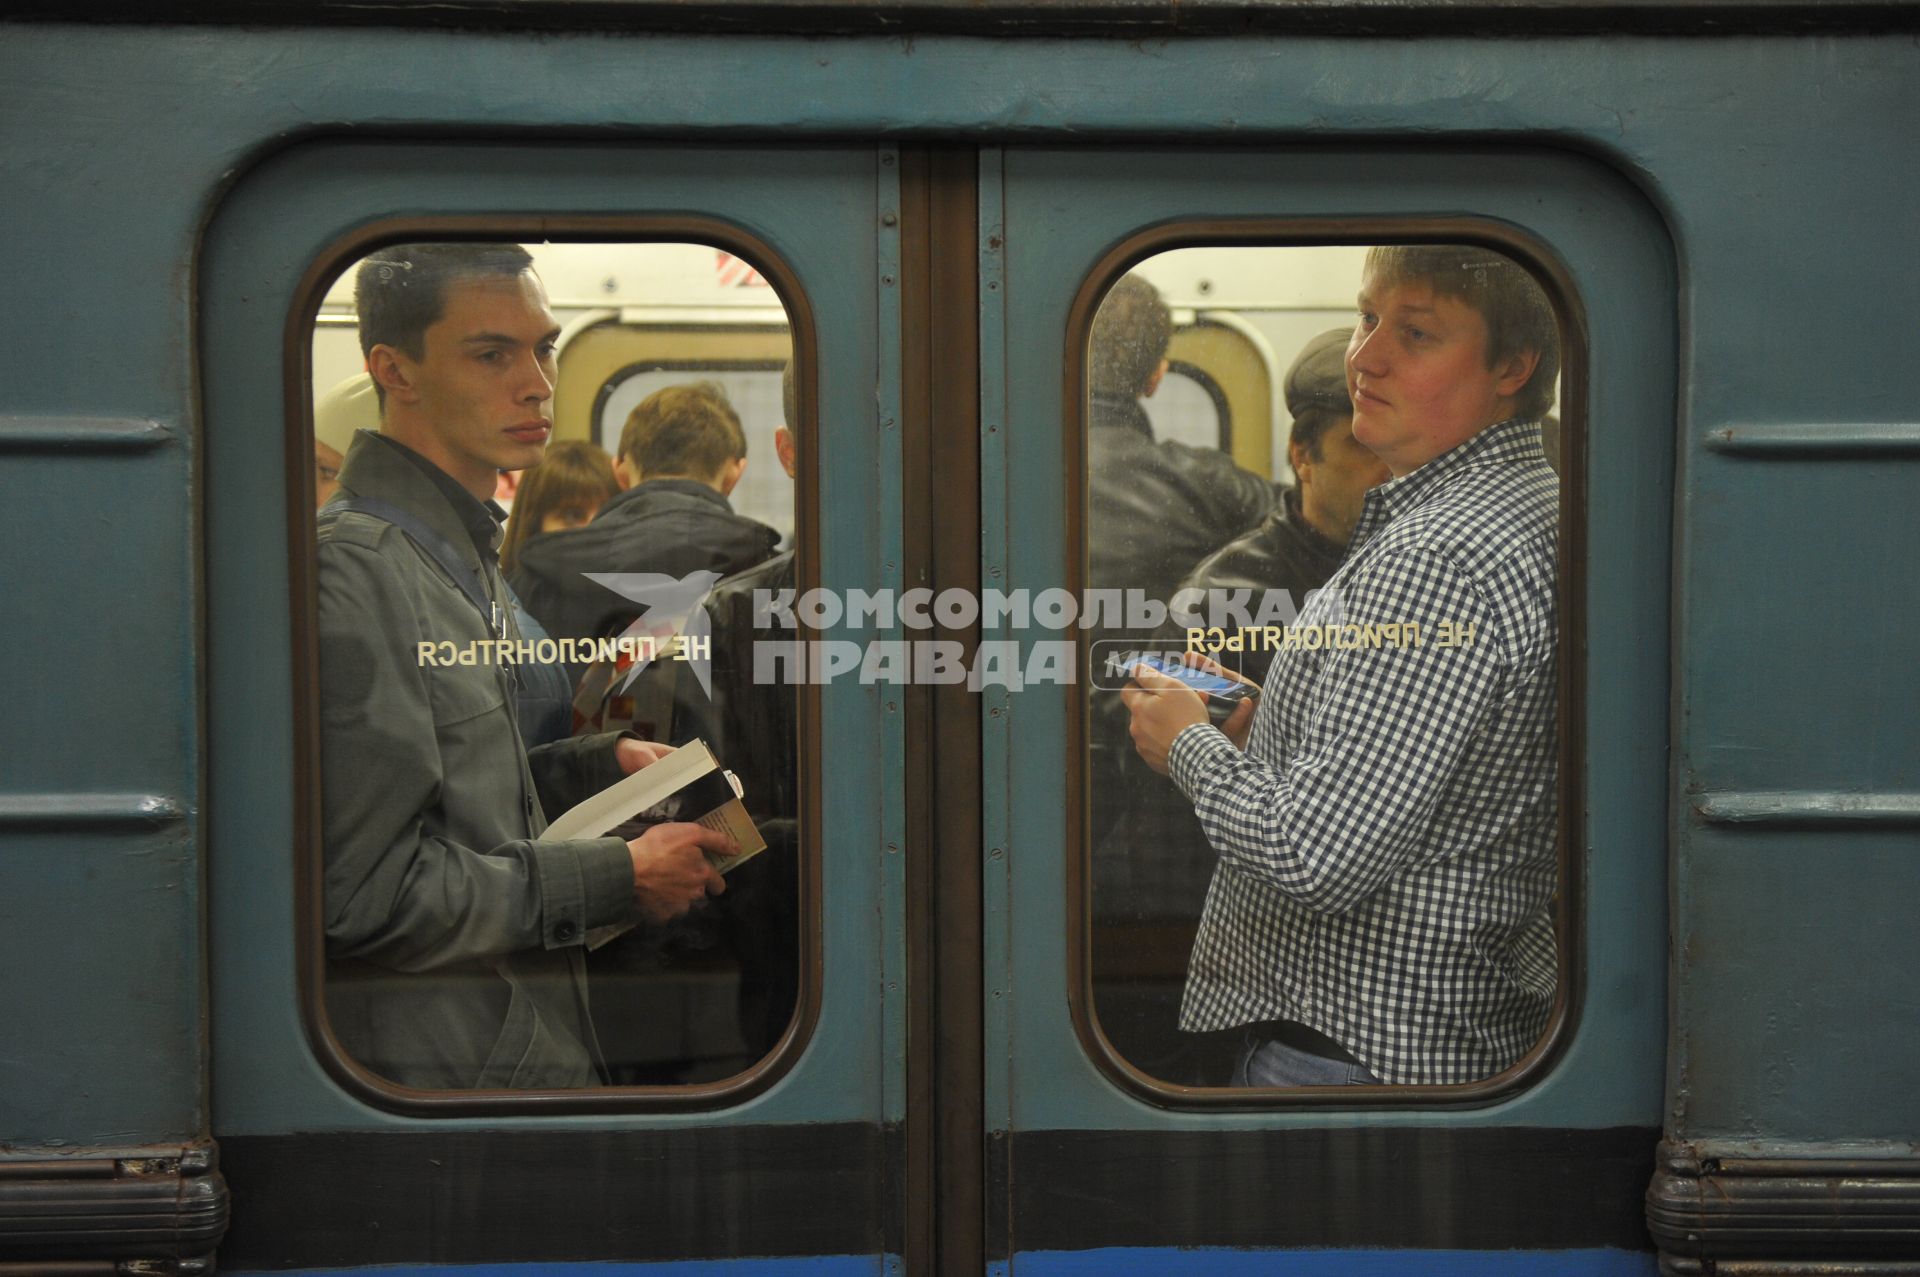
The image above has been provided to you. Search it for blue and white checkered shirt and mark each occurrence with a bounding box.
[1171,418,1560,1086]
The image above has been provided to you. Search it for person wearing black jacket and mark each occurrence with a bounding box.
[1085,274,1279,860]
[581,369,805,1080]
[1174,327,1390,686]
[507,381,780,666]
[1086,274,1278,647]
[1094,326,1387,1086]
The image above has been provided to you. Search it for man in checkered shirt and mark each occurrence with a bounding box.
[1123,245,1562,1087]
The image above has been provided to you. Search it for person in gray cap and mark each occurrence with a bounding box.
[311,371,381,510]
[1172,327,1390,685]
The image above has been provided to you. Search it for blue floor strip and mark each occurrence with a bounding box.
[1016,1248,1658,1275]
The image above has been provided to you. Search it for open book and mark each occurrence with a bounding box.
[543,739,768,949]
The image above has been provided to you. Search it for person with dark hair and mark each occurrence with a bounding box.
[692,361,805,1060]
[507,380,779,665]
[352,242,536,401]
[699,362,802,824]
[1086,273,1277,628]
[494,439,622,747]
[1175,327,1390,686]
[576,363,805,1080]
[1094,328,1388,1085]
[1125,245,1562,1089]
[318,242,731,1090]
[1085,272,1280,852]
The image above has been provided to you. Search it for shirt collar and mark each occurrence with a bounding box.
[602,476,732,515]
[377,435,507,555]
[1089,392,1155,440]
[338,431,506,560]
[1350,417,1545,547]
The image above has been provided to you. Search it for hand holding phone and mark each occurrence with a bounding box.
[1127,652,1258,724]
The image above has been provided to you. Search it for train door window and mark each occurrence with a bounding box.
[303,238,808,1097]
[1084,240,1572,1095]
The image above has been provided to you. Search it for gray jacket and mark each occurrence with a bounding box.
[318,432,636,1089]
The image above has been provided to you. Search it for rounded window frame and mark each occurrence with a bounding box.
[286,216,824,1116]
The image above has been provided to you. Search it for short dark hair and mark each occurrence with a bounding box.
[619,382,747,480]
[1288,405,1349,462]
[353,242,535,405]
[1363,245,1561,421]
[1089,272,1172,399]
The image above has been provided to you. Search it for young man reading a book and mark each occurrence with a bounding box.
[317,242,732,1090]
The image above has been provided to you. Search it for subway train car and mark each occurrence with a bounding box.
[2,3,1916,1274]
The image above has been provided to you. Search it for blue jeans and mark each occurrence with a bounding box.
[1233,1032,1382,1087]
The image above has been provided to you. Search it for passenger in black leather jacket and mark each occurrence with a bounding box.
[1093,327,1389,1086]
[692,361,815,1062]
[1173,328,1390,686]
[507,382,779,668]
[701,547,800,1056]
[1085,274,1278,646]
[1085,274,1278,857]
[583,371,805,1078]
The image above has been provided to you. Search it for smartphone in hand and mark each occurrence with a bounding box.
[1128,652,1258,724]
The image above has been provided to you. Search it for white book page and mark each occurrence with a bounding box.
[543,739,718,842]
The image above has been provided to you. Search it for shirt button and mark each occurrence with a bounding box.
[553,920,577,942]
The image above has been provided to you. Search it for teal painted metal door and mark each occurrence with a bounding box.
[201,139,906,1270]
[980,144,1676,1270]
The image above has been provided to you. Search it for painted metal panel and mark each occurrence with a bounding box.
[198,138,890,1138]
[990,144,1673,1136]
